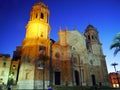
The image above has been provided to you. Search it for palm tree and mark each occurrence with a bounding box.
[110,32,120,56]
[111,62,118,72]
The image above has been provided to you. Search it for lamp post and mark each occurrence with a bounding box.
[42,63,45,90]
[38,58,45,90]
[39,55,49,90]
[49,41,53,86]
[111,62,118,72]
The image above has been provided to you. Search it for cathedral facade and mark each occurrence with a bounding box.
[10,2,109,89]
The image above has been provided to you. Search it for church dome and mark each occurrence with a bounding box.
[32,2,48,9]
[84,24,98,33]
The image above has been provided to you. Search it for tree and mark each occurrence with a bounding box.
[110,32,120,56]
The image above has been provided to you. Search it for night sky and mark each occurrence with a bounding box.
[0,0,120,73]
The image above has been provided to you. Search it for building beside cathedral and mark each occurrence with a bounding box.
[109,72,120,88]
[0,54,11,85]
[10,2,109,89]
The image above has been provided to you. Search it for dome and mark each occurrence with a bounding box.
[84,24,98,33]
[32,2,48,9]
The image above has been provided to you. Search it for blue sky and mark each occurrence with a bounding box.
[0,0,120,73]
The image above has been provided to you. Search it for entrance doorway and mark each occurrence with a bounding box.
[55,72,60,85]
[91,74,96,86]
[74,70,79,86]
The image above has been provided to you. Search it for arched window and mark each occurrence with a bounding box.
[92,35,94,39]
[47,14,49,23]
[88,35,90,40]
[36,14,38,18]
[38,60,43,69]
[3,62,6,67]
[40,13,44,19]
[12,65,16,70]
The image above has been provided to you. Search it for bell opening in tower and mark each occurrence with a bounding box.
[40,13,44,19]
[36,14,38,18]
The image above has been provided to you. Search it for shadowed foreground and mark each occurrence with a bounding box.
[1,85,119,90]
[52,86,120,90]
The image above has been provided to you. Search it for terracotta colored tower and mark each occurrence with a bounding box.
[17,2,51,89]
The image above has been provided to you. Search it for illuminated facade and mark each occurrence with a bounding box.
[17,2,51,89]
[13,2,109,89]
[52,26,109,86]
[10,60,20,85]
[109,72,120,88]
[0,54,11,85]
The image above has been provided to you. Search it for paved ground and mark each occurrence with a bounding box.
[1,84,120,90]
[93,88,120,90]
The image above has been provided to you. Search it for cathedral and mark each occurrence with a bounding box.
[9,2,109,89]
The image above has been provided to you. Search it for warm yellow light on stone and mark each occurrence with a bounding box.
[25,21,50,40]
[18,2,51,89]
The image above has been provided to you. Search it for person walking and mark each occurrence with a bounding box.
[47,85,53,90]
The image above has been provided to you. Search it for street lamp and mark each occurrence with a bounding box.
[111,62,118,72]
[38,54,49,90]
[49,40,53,86]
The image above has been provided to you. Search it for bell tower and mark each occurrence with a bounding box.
[18,2,51,89]
[25,2,50,40]
[84,25,108,86]
[21,2,51,61]
[84,24,102,54]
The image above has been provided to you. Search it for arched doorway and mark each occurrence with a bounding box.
[91,74,96,86]
[74,70,79,86]
[55,72,61,85]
